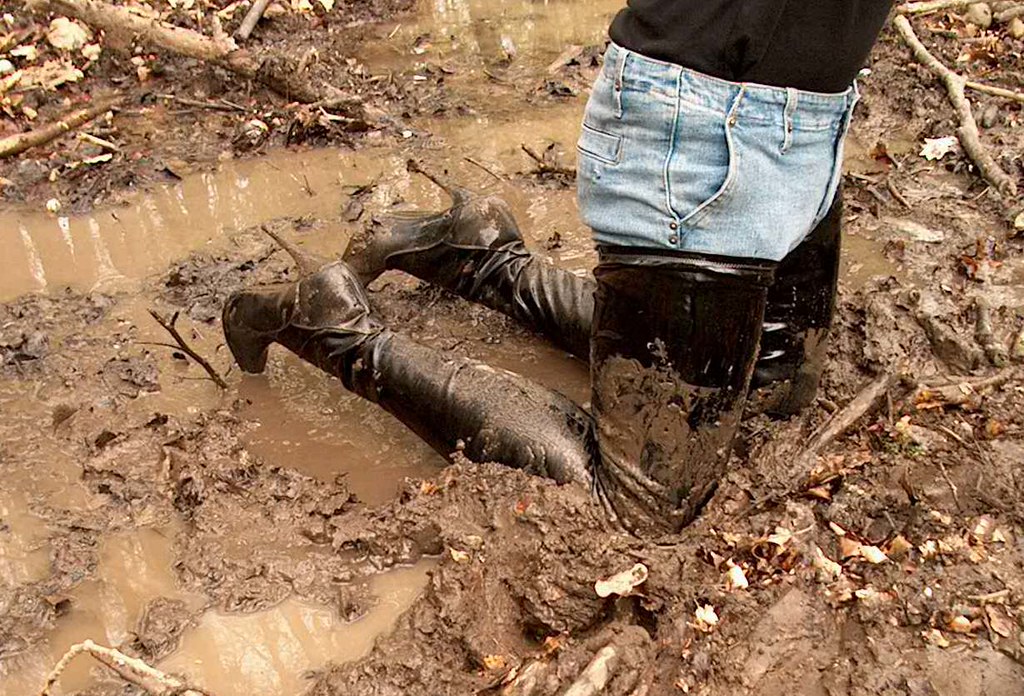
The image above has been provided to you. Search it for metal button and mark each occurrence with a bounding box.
[669,235,678,245]
[728,115,737,127]
[669,221,679,230]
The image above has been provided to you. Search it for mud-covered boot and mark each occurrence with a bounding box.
[751,192,843,415]
[223,254,596,486]
[343,163,593,359]
[590,248,775,536]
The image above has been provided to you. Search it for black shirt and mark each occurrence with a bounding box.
[609,1,893,93]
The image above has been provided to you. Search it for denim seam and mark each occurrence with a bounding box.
[781,88,797,154]
[613,49,627,119]
[662,66,684,235]
[681,86,746,229]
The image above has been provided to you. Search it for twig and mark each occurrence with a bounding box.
[968,588,1011,603]
[804,373,898,456]
[966,80,1024,105]
[156,93,247,112]
[937,460,962,509]
[40,639,209,696]
[897,0,987,14]
[753,373,899,511]
[0,97,119,159]
[893,15,1017,197]
[78,131,121,152]
[464,156,505,182]
[912,367,1017,409]
[147,310,228,389]
[520,143,575,177]
[233,0,272,41]
[974,296,1008,366]
[887,178,912,208]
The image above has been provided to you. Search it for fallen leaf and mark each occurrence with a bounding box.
[986,606,1013,638]
[692,604,719,632]
[920,136,959,161]
[449,548,470,563]
[595,562,649,598]
[885,535,913,559]
[811,544,842,583]
[922,628,950,648]
[859,545,889,564]
[947,615,973,633]
[839,537,861,560]
[767,527,793,547]
[45,198,61,213]
[726,562,749,591]
[483,654,506,671]
[47,17,91,51]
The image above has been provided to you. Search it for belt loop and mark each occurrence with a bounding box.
[613,47,627,119]
[726,85,745,128]
[781,87,797,154]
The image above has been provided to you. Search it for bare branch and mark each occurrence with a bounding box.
[894,15,1017,197]
[147,310,228,389]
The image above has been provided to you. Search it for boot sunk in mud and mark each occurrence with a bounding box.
[343,167,843,416]
[223,251,595,489]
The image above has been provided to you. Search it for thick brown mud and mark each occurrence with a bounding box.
[3,0,1024,695]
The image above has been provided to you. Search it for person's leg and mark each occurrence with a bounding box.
[343,165,594,361]
[344,168,842,414]
[750,190,843,415]
[222,259,596,487]
[588,250,774,535]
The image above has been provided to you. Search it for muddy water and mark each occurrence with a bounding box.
[0,521,435,695]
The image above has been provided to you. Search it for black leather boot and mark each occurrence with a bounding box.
[223,261,595,486]
[590,248,775,536]
[344,175,841,416]
[343,165,593,359]
[750,192,842,415]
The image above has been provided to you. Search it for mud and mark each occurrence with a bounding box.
[3,2,1024,696]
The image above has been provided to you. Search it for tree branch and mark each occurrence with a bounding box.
[147,309,228,389]
[894,15,1017,197]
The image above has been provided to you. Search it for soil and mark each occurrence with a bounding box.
[3,2,1024,696]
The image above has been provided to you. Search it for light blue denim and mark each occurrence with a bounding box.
[576,42,859,262]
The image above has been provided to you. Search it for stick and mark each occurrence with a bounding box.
[561,645,621,696]
[464,156,505,182]
[26,0,348,105]
[912,367,1017,408]
[147,310,228,389]
[897,0,987,14]
[893,15,1017,197]
[156,93,247,112]
[40,639,209,696]
[804,373,897,456]
[234,0,273,41]
[0,97,118,159]
[965,80,1024,105]
[752,373,898,511]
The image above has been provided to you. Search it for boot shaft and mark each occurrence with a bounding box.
[590,249,774,535]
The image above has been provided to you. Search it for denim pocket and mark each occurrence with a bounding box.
[577,122,623,165]
[667,104,736,227]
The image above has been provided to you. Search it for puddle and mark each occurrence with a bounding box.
[160,563,435,696]
[0,523,435,696]
[360,0,622,76]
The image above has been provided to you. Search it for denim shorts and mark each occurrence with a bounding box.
[576,42,859,262]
